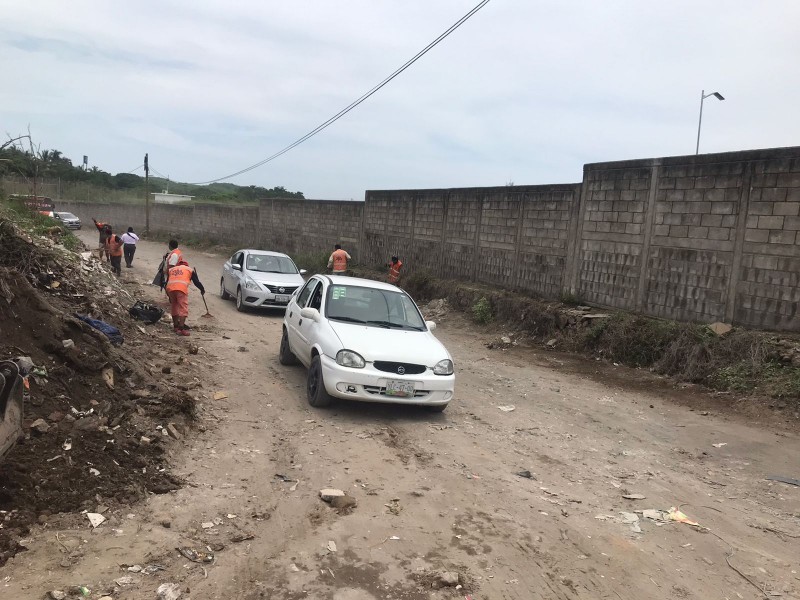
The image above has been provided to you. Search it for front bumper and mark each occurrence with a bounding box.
[319,354,454,406]
[63,222,81,230]
[241,287,292,308]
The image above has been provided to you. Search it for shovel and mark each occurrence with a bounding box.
[201,293,213,319]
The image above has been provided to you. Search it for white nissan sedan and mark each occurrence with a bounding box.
[279,275,455,412]
[220,249,306,311]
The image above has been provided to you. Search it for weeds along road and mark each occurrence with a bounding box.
[3,231,798,600]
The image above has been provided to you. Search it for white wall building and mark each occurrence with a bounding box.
[152,192,194,204]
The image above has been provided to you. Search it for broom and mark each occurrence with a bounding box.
[201,293,214,318]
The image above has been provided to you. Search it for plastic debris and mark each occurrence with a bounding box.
[62,339,75,349]
[156,583,182,600]
[213,391,228,400]
[667,507,700,527]
[642,509,666,521]
[497,405,516,412]
[438,571,460,587]
[176,546,214,563]
[515,470,536,479]
[102,368,114,390]
[86,513,106,528]
[327,540,337,552]
[114,576,135,586]
[767,475,800,487]
[289,563,301,572]
[389,535,401,540]
[712,443,727,448]
[62,438,72,451]
[622,493,646,500]
[201,522,215,529]
[708,322,732,336]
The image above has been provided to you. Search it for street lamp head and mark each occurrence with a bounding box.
[712,92,725,101]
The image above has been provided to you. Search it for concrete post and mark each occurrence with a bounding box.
[471,195,484,282]
[512,192,526,290]
[725,163,754,323]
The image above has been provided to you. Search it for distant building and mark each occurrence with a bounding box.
[152,191,194,204]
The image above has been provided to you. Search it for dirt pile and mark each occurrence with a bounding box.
[0,213,200,566]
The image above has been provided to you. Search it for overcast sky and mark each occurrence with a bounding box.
[2,1,799,200]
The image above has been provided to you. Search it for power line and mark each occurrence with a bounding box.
[188,0,491,185]
[125,164,144,174]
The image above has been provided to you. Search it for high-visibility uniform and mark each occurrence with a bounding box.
[331,249,349,273]
[105,235,124,257]
[388,260,403,283]
[166,265,193,294]
[163,248,183,275]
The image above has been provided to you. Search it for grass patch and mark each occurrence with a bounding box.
[0,199,82,251]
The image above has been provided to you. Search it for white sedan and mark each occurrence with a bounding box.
[220,249,306,311]
[279,275,455,412]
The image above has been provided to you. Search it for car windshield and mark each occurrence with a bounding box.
[58,212,77,219]
[246,254,297,274]
[325,284,426,331]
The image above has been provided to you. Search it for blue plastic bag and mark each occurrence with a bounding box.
[74,314,124,346]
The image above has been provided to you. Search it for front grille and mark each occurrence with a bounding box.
[364,385,429,398]
[264,284,299,294]
[374,361,427,375]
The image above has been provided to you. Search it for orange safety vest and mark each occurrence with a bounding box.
[164,248,183,272]
[106,236,123,257]
[332,249,349,272]
[166,265,193,294]
[388,260,403,283]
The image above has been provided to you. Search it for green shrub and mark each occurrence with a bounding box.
[471,297,493,324]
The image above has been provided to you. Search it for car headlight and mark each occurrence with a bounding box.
[433,359,454,375]
[336,350,365,368]
[244,277,261,291]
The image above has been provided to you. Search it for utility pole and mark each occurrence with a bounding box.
[144,153,150,236]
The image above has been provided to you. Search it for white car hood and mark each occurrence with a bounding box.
[247,271,303,286]
[328,321,449,366]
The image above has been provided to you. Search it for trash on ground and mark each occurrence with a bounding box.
[201,522,215,529]
[102,367,114,390]
[622,493,646,500]
[707,322,732,336]
[49,592,67,600]
[213,391,228,400]
[114,576,135,586]
[438,571,460,587]
[620,511,641,533]
[667,507,701,527]
[157,583,182,600]
[177,546,215,563]
[62,438,72,451]
[62,339,75,349]
[712,442,727,448]
[497,405,516,412]
[327,540,337,552]
[515,470,536,479]
[319,488,345,502]
[389,535,401,540]
[74,314,124,345]
[642,509,667,521]
[289,563,301,572]
[766,475,800,487]
[86,513,106,528]
[89,468,100,477]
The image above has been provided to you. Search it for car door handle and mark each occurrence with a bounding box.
[289,311,292,318]
[298,319,303,327]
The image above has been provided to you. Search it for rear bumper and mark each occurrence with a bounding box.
[319,354,454,406]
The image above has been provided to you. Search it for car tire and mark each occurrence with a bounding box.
[425,404,448,413]
[220,278,231,300]
[236,287,246,312]
[279,329,299,365]
[307,354,332,408]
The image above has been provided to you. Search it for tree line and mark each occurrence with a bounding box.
[0,138,304,202]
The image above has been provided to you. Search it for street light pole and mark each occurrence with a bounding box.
[695,89,725,155]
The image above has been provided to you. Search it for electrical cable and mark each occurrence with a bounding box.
[187,0,491,185]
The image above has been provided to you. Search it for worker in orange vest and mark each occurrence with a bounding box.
[105,231,124,276]
[388,255,403,284]
[165,259,205,336]
[327,244,352,275]
[162,239,183,278]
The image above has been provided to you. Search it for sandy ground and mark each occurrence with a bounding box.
[1,231,799,600]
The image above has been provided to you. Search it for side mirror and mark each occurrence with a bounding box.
[232,264,242,271]
[299,269,307,275]
[300,307,320,322]
[426,321,436,331]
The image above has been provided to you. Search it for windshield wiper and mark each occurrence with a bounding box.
[366,320,409,329]
[330,316,367,324]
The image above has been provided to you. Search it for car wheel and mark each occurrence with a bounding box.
[307,354,332,408]
[425,404,448,413]
[279,329,299,365]
[220,278,231,300]
[236,287,246,312]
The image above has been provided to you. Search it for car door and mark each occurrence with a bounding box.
[222,252,238,294]
[286,278,319,364]
[296,279,325,364]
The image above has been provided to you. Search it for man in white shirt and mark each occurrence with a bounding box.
[120,227,140,268]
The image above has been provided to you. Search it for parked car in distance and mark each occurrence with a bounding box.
[53,212,81,229]
[279,275,455,412]
[220,249,306,311]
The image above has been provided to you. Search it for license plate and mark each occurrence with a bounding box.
[275,295,290,303]
[385,379,415,397]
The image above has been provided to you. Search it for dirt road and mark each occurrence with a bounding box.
[2,232,799,600]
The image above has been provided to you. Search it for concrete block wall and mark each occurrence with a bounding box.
[50,145,800,332]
